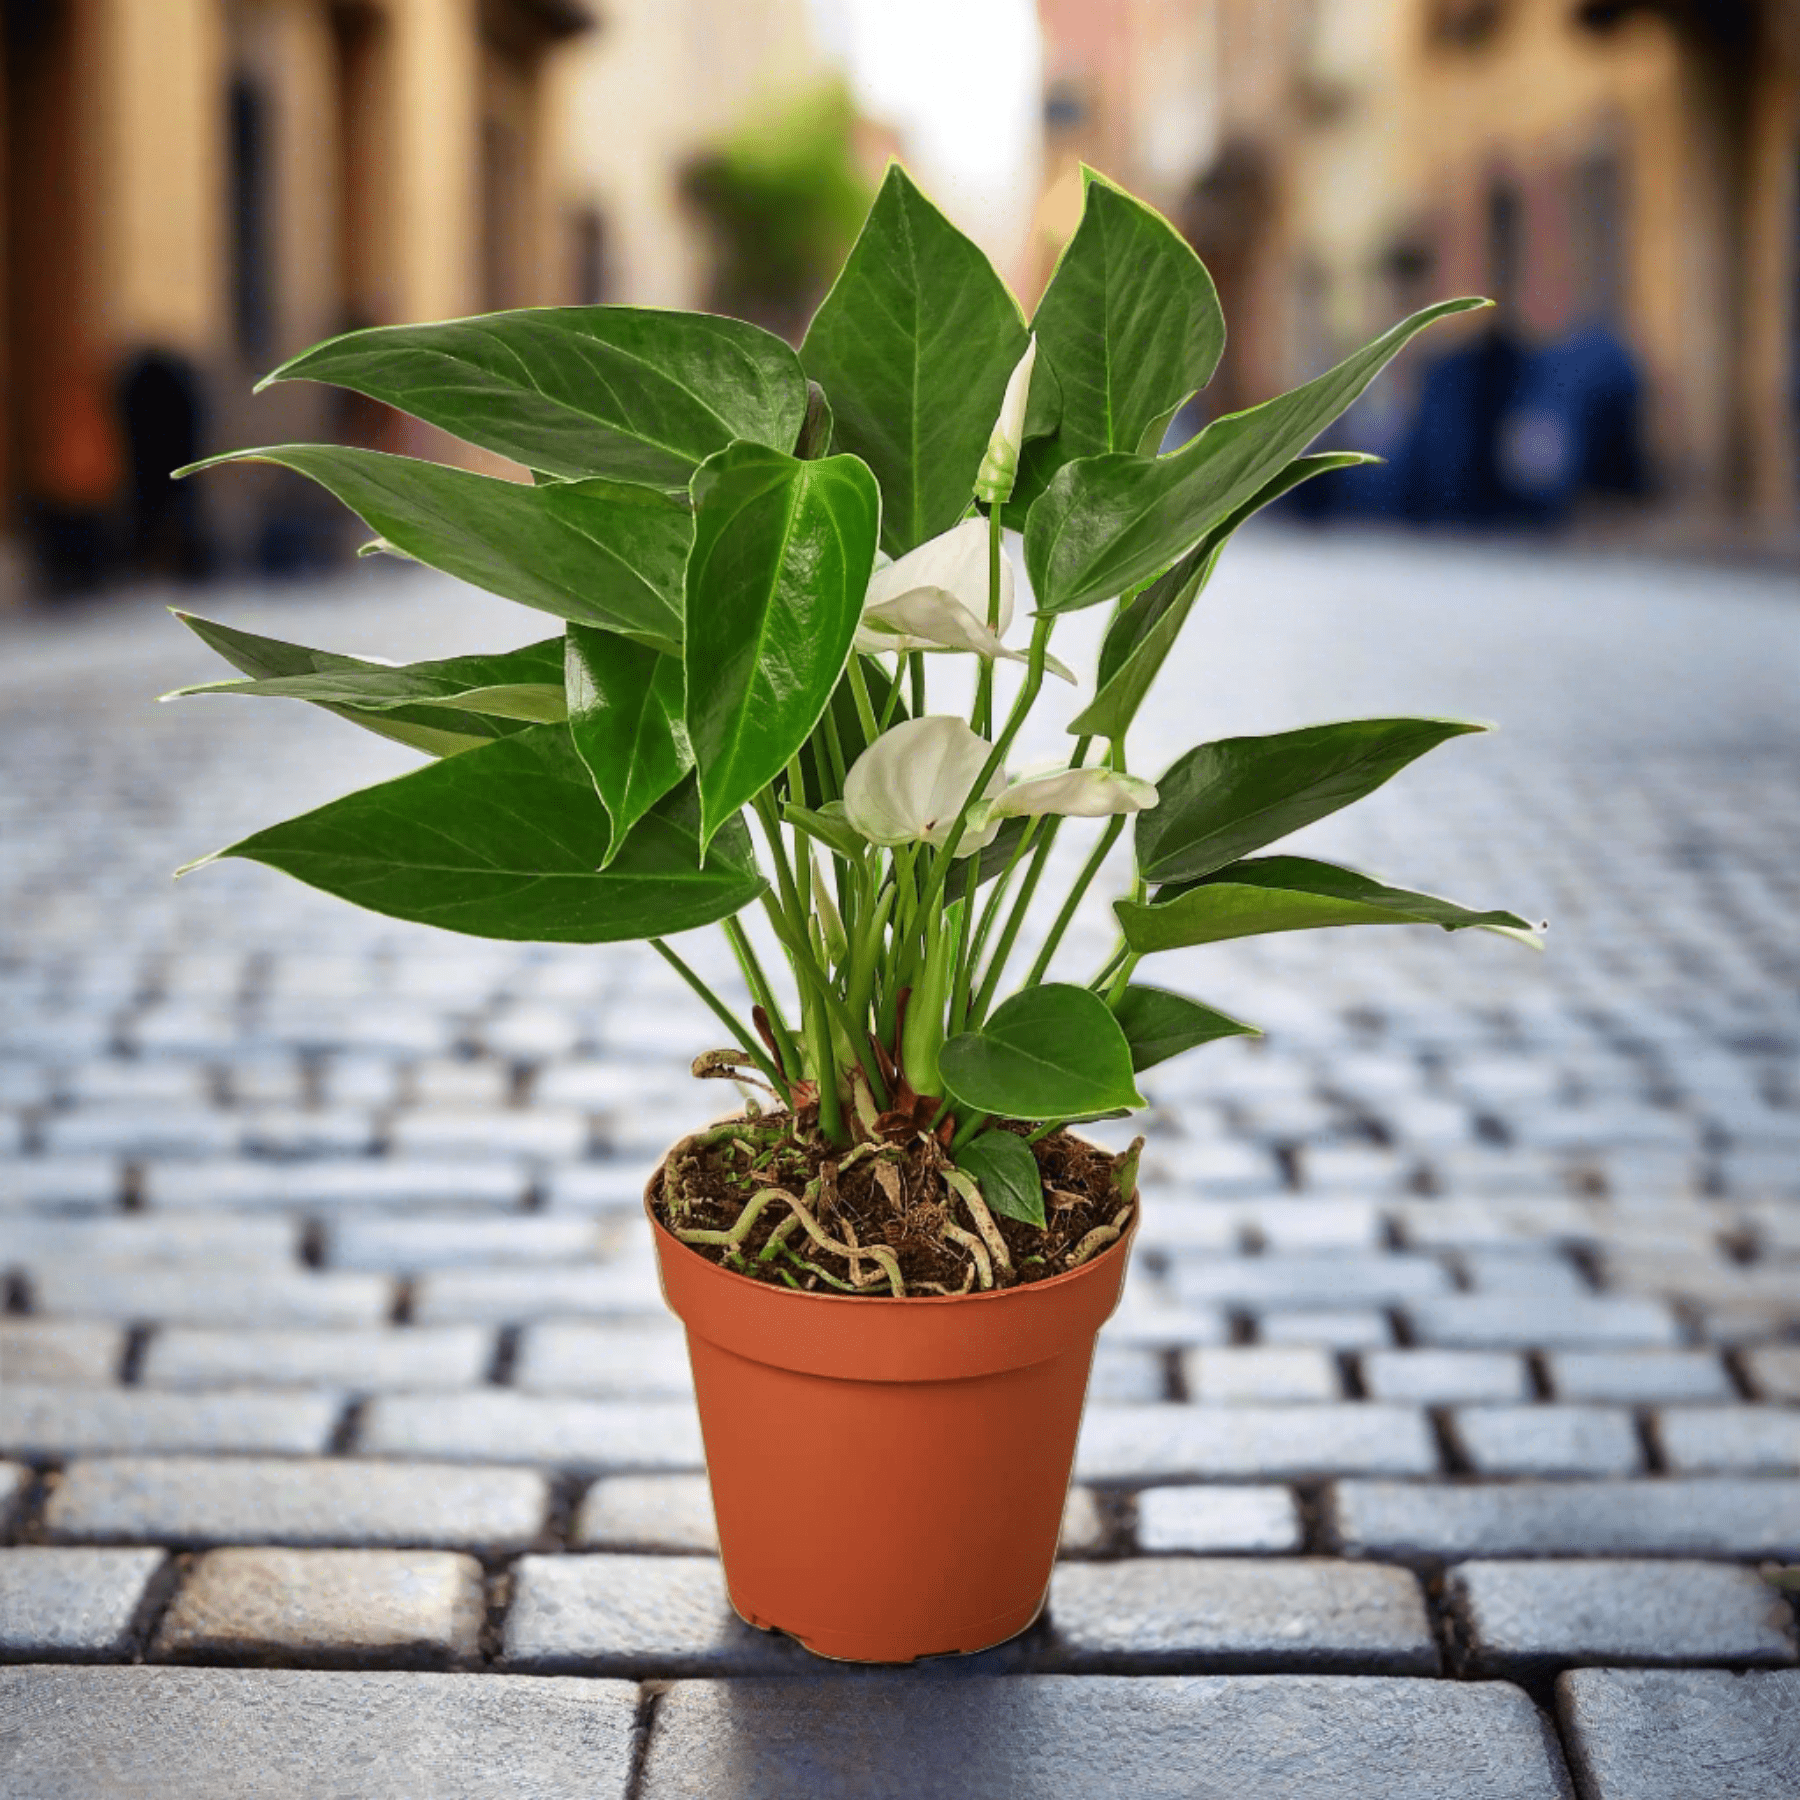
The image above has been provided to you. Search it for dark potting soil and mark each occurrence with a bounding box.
[649,1113,1135,1296]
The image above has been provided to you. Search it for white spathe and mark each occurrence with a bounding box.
[975,334,1037,503]
[842,715,1005,855]
[854,514,1074,680]
[979,766,1160,824]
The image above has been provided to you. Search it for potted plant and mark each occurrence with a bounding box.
[171,167,1534,1663]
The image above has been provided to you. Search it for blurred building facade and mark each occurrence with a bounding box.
[1,0,611,582]
[1035,0,1800,534]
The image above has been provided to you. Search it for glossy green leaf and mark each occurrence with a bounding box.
[956,1128,1045,1230]
[1117,855,1536,954]
[1011,174,1224,519]
[258,307,808,486]
[183,447,690,653]
[939,983,1145,1121]
[1110,985,1259,1072]
[564,625,692,866]
[800,165,1027,554]
[170,635,567,721]
[683,442,880,850]
[1027,296,1488,613]
[1137,718,1485,886]
[1070,454,1375,742]
[199,726,765,943]
[168,612,531,757]
[782,800,866,863]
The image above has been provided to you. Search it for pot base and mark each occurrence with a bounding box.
[731,1587,1048,1666]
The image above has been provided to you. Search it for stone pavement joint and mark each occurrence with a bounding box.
[3,545,1799,1785]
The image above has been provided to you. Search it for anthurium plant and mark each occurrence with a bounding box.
[173,167,1534,1299]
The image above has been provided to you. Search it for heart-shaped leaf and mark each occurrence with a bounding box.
[801,165,1027,555]
[683,442,880,850]
[564,625,693,866]
[183,447,691,653]
[1136,718,1485,886]
[956,1128,1045,1229]
[939,983,1145,1121]
[258,307,808,485]
[1110,985,1259,1072]
[1070,453,1374,743]
[1027,295,1487,614]
[1117,855,1536,954]
[167,613,544,757]
[1010,173,1224,520]
[199,726,765,943]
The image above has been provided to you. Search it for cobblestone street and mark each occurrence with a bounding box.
[2,530,1798,1795]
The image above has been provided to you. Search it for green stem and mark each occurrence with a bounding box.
[908,650,925,719]
[845,655,880,744]
[973,502,1001,736]
[967,817,1040,980]
[1023,814,1126,988]
[651,939,789,1101]
[761,892,883,1100]
[948,1108,990,1155]
[947,856,981,1035]
[724,916,801,1080]
[968,737,1092,1023]
[915,614,1053,926]
[1104,950,1141,1005]
[878,657,907,730]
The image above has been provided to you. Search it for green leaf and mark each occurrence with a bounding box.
[782,800,866,863]
[800,165,1027,555]
[1011,173,1224,519]
[1110,985,1259,1072]
[203,726,765,943]
[1137,718,1485,886]
[956,1129,1045,1230]
[1070,454,1375,742]
[564,625,693,866]
[1026,296,1488,613]
[683,442,880,850]
[170,635,568,722]
[939,984,1145,1121]
[257,307,808,486]
[182,447,690,653]
[1116,855,1536,954]
[168,612,529,758]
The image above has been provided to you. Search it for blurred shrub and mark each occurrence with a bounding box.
[682,82,872,340]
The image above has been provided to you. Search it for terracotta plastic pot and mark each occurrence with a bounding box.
[647,1171,1135,1663]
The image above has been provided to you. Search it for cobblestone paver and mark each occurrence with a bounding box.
[2,536,1797,1787]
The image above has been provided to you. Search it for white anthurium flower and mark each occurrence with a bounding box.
[842,715,1006,856]
[854,515,1075,682]
[975,334,1037,504]
[973,766,1161,828]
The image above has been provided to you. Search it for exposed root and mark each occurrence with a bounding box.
[1064,1225,1119,1268]
[942,1220,994,1289]
[1065,1200,1134,1271]
[941,1166,1015,1281]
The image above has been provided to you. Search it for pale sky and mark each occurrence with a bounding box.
[807,0,1043,272]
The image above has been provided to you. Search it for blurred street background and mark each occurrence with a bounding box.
[3,0,1799,591]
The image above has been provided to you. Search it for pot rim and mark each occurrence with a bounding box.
[642,1134,1137,1309]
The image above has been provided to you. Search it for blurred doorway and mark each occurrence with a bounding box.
[3,0,117,587]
